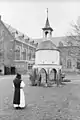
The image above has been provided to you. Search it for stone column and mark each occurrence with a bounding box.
[59,69,62,84]
[45,68,49,87]
[56,69,59,87]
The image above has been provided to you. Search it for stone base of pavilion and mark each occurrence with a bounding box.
[33,64,62,87]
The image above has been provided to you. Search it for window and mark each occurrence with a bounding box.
[26,48,28,60]
[28,50,31,60]
[77,59,80,69]
[32,49,35,59]
[22,48,26,60]
[67,59,72,68]
[28,64,32,70]
[15,46,20,60]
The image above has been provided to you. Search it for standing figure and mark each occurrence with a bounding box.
[13,73,25,109]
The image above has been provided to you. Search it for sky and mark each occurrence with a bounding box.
[0,0,80,39]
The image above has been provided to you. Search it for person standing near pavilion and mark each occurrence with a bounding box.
[13,73,25,109]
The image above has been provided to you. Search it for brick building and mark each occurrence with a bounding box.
[0,16,37,75]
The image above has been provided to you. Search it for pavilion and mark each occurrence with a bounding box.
[33,9,62,85]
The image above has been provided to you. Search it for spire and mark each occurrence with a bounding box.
[45,17,50,28]
[42,8,53,39]
[42,8,53,31]
[45,8,50,28]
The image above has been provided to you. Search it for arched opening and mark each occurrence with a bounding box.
[39,68,47,84]
[67,59,72,69]
[49,68,57,82]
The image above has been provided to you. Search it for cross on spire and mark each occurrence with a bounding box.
[47,8,48,18]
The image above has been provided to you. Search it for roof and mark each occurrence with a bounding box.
[42,17,53,31]
[34,36,80,47]
[36,40,57,50]
[34,36,66,46]
[4,23,38,47]
[45,17,50,28]
[5,23,29,40]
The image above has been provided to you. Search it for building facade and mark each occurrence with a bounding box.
[33,12,62,85]
[0,16,37,75]
[58,45,80,73]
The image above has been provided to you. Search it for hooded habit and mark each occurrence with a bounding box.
[13,73,22,104]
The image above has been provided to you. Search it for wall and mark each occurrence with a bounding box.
[35,50,60,65]
[0,20,14,68]
[15,61,28,74]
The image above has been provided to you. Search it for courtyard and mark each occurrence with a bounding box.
[0,74,80,120]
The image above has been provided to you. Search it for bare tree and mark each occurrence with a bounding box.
[64,17,80,46]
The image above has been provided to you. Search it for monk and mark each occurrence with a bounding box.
[13,73,25,109]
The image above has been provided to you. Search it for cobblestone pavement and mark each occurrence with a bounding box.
[0,75,80,120]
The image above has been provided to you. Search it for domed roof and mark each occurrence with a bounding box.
[36,40,57,50]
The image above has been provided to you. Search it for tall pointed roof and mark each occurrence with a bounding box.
[45,17,50,28]
[42,8,53,31]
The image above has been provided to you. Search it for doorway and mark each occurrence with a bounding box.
[11,67,16,75]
